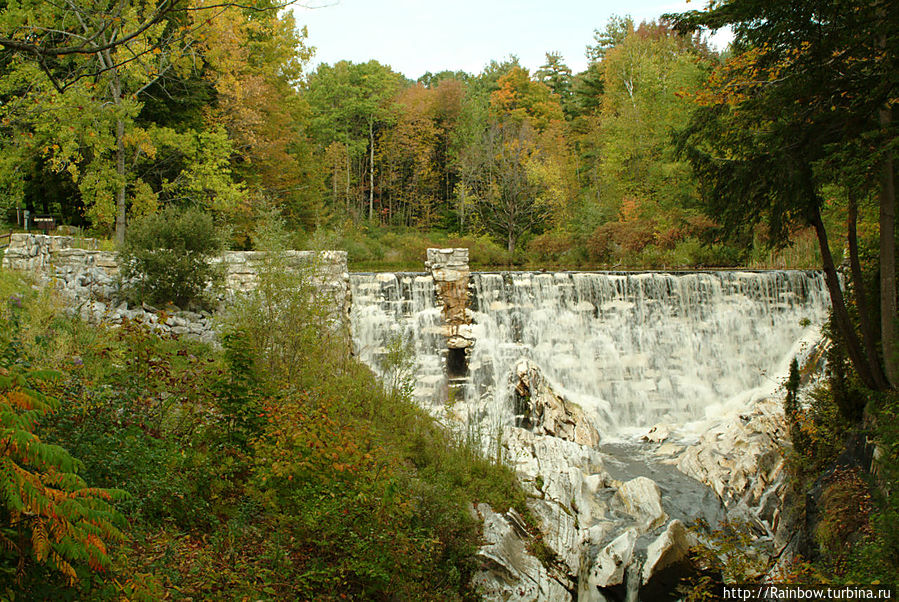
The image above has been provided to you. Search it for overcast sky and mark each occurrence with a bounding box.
[291,0,730,80]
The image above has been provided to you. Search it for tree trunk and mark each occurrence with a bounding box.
[849,191,889,389]
[879,105,898,388]
[115,116,126,245]
[345,147,350,212]
[368,119,375,222]
[459,186,466,234]
[812,208,881,390]
[332,149,339,207]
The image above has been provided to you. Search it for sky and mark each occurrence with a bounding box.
[291,0,730,81]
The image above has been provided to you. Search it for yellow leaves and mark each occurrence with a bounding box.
[4,390,36,411]
[48,550,77,586]
[31,518,49,562]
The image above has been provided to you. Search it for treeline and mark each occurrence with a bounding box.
[2,5,774,267]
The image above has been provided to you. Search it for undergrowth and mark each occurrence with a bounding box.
[0,256,526,599]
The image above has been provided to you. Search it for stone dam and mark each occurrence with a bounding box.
[2,237,832,601]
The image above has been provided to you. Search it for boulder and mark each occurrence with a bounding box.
[502,427,610,577]
[669,397,787,535]
[583,528,637,589]
[513,359,600,448]
[642,519,693,584]
[642,423,673,443]
[471,503,571,602]
[612,477,667,532]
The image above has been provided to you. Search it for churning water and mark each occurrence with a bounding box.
[349,270,830,440]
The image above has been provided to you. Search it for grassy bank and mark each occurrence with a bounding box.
[0,266,526,600]
[303,223,824,272]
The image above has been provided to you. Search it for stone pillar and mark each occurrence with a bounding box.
[425,248,473,354]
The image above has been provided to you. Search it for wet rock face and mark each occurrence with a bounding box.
[493,425,713,602]
[484,378,799,601]
[612,477,667,532]
[662,397,789,538]
[347,261,830,600]
[512,359,601,448]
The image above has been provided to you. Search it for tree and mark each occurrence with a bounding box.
[455,65,573,252]
[0,0,299,90]
[1,0,308,242]
[199,6,321,236]
[535,52,573,118]
[592,21,708,223]
[586,15,633,63]
[120,205,223,309]
[377,84,441,226]
[0,0,210,242]
[305,60,405,222]
[670,0,899,391]
[459,119,542,252]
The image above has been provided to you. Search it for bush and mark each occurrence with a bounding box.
[527,230,576,264]
[586,220,656,264]
[446,234,512,268]
[0,284,127,593]
[119,206,223,309]
[218,243,527,598]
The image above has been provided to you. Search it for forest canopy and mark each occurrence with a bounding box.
[1,8,734,266]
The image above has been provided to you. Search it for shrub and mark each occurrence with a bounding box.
[528,230,575,264]
[586,220,656,263]
[0,307,127,589]
[446,234,512,267]
[119,206,223,309]
[814,468,874,576]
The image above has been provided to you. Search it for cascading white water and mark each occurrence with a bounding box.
[350,270,830,439]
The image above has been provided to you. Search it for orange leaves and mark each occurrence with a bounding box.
[3,390,36,411]
[254,390,390,492]
[31,518,50,562]
[1,365,126,585]
[490,66,564,131]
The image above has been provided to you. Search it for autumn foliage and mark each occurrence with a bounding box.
[0,361,125,587]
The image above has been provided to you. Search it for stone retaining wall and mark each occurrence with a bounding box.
[2,234,350,342]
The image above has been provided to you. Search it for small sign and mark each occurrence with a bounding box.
[33,215,57,232]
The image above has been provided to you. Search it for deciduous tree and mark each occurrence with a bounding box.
[671,0,899,391]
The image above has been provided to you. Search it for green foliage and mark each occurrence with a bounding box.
[854,390,899,587]
[592,22,708,217]
[0,279,127,591]
[377,331,416,399]
[216,329,264,448]
[813,468,874,577]
[222,252,346,386]
[776,318,899,587]
[680,519,770,599]
[119,206,223,309]
[215,243,526,598]
[784,358,806,451]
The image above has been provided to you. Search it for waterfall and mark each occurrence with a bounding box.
[350,270,830,440]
